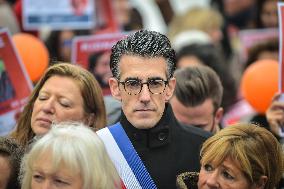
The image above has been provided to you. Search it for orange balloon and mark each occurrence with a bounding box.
[13,33,49,82]
[241,59,279,113]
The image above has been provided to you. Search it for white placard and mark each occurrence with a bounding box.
[23,0,95,30]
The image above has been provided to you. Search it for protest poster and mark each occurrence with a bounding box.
[0,28,33,136]
[238,28,278,65]
[71,32,127,95]
[94,0,119,33]
[71,32,127,69]
[22,0,96,30]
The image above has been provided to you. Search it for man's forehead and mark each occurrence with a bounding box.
[119,55,168,79]
[119,54,166,62]
[120,71,167,80]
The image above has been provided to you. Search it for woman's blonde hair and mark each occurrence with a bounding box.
[168,7,223,41]
[11,63,106,147]
[21,122,121,189]
[200,123,284,189]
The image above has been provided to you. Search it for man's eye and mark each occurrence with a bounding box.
[126,80,140,87]
[149,80,163,88]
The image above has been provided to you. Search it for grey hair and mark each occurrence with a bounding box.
[110,30,176,79]
[20,122,120,189]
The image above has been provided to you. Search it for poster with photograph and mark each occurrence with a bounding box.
[71,32,127,68]
[23,0,96,30]
[71,32,127,95]
[238,28,278,64]
[0,28,33,136]
[94,0,119,33]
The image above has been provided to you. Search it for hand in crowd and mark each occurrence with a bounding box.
[266,93,284,137]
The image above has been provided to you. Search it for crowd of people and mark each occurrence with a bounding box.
[0,0,284,188]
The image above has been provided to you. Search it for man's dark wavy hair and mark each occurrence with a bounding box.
[110,30,176,79]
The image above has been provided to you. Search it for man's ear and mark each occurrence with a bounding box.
[214,107,224,125]
[109,78,122,101]
[165,77,176,102]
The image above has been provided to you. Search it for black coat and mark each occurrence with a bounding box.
[120,104,212,189]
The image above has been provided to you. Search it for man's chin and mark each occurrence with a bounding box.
[130,118,157,129]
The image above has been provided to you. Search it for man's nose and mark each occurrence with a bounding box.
[139,83,151,102]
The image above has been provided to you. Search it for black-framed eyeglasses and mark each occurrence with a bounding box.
[118,78,169,95]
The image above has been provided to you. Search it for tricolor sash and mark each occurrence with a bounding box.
[97,123,157,189]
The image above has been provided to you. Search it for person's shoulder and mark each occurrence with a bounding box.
[177,123,212,139]
[104,96,122,126]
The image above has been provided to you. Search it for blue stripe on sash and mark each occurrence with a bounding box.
[109,123,157,189]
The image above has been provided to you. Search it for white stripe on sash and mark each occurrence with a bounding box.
[97,128,142,189]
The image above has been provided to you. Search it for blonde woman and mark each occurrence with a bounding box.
[11,63,106,147]
[177,123,284,189]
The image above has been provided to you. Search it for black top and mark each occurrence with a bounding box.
[120,103,212,189]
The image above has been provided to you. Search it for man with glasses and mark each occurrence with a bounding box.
[170,65,224,133]
[97,30,211,189]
